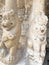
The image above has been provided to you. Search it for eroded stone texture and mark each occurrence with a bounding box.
[26,0,48,65]
[0,0,48,65]
[27,12,48,65]
[0,0,5,42]
[0,0,23,65]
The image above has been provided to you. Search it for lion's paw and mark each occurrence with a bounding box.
[6,54,16,63]
[0,49,7,58]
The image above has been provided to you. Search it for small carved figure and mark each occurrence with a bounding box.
[27,12,48,65]
[0,10,21,63]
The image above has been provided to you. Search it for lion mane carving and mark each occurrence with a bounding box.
[0,10,22,65]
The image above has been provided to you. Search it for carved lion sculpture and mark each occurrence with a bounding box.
[27,12,48,64]
[0,10,21,63]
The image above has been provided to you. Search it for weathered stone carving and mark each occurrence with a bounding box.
[25,0,48,64]
[0,0,23,64]
[26,12,48,65]
[0,9,22,65]
[0,0,48,65]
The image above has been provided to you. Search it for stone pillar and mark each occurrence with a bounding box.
[27,0,48,65]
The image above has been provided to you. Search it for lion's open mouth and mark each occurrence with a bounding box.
[2,25,12,30]
[3,25,7,28]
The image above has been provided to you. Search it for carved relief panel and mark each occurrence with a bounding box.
[0,0,48,65]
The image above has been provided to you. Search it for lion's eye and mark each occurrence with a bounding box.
[11,22,13,25]
[41,30,44,33]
